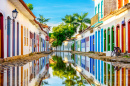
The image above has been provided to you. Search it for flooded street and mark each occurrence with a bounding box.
[0,52,130,86]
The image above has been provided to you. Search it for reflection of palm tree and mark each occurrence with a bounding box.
[51,55,89,86]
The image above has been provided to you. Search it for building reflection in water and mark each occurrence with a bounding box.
[52,52,130,86]
[0,56,49,86]
[75,54,130,86]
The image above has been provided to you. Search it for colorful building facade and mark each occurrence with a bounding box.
[0,0,50,59]
[73,0,130,56]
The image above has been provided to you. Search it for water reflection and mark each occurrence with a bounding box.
[40,53,90,86]
[0,56,49,86]
[0,52,130,86]
[74,54,130,86]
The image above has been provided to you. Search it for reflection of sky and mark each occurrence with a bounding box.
[42,67,90,86]
[42,67,65,86]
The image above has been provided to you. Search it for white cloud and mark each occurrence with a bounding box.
[46,22,62,33]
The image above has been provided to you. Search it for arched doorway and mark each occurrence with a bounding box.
[116,25,120,48]
[0,13,4,58]
[128,20,130,53]
[122,24,126,53]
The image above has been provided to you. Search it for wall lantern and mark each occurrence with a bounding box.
[12,9,18,19]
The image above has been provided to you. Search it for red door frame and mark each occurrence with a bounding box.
[128,20,130,53]
[0,13,4,58]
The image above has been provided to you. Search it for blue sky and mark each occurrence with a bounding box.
[24,0,94,27]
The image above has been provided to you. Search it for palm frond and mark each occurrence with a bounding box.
[82,13,88,19]
[83,18,91,24]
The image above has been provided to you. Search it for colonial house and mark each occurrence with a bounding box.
[0,0,50,59]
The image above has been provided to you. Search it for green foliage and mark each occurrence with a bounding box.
[73,12,91,31]
[26,3,33,11]
[51,12,90,47]
[37,14,50,24]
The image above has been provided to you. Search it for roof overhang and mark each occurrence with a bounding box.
[91,21,103,28]
[8,0,36,20]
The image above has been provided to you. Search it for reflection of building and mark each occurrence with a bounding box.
[0,0,50,59]
[0,57,48,86]
[75,55,130,86]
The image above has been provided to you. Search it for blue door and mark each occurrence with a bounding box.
[7,17,11,57]
[95,31,97,52]
[91,36,93,51]
[13,20,15,56]
[101,29,103,52]
[93,35,94,51]
[98,30,100,52]
[90,36,91,51]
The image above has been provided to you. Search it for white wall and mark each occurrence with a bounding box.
[0,0,47,58]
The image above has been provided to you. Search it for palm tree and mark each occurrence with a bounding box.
[37,14,50,24]
[62,15,76,26]
[73,13,91,31]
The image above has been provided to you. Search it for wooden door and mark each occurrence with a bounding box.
[101,29,103,52]
[17,22,19,55]
[98,31,100,52]
[104,30,106,51]
[122,24,126,53]
[12,20,15,56]
[111,27,115,51]
[0,13,4,58]
[116,25,120,48]
[21,26,23,55]
[107,28,110,51]
[7,17,11,57]
[95,32,97,52]
[128,21,130,53]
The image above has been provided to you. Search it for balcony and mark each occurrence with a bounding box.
[91,13,103,28]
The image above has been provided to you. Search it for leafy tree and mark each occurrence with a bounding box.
[26,3,33,11]
[37,14,50,24]
[73,13,91,31]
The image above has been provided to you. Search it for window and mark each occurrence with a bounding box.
[24,27,26,46]
[27,28,28,46]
